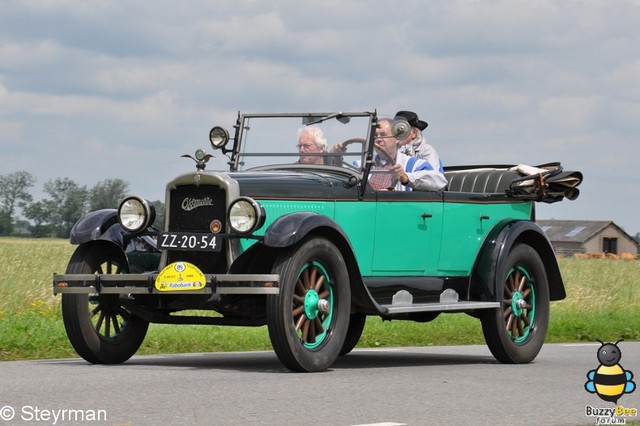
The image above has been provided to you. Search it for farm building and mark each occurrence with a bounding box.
[536,220,638,257]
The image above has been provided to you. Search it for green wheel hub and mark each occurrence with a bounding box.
[303,289,321,320]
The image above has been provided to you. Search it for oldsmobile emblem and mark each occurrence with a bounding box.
[181,197,214,211]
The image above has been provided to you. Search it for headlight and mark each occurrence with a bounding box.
[228,197,265,234]
[209,126,229,149]
[118,196,156,233]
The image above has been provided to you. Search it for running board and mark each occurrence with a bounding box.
[382,301,500,315]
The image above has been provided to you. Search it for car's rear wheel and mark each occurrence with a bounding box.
[61,243,149,364]
[481,244,550,363]
[267,237,350,372]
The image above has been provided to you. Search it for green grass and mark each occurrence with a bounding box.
[1,237,639,361]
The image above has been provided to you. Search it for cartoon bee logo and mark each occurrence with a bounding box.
[585,340,636,404]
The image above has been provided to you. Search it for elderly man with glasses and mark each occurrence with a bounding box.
[297,126,329,165]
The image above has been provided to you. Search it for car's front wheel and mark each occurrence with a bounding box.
[339,313,366,356]
[481,244,550,363]
[267,237,350,372]
[61,243,149,364]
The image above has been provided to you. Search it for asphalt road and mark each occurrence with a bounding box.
[1,343,639,426]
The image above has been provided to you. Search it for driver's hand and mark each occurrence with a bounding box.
[390,164,409,185]
[331,142,347,153]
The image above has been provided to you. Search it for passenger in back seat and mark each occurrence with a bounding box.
[394,110,444,174]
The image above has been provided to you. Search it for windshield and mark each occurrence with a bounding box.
[230,112,373,172]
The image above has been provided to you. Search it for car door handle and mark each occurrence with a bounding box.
[421,212,432,219]
[480,215,490,220]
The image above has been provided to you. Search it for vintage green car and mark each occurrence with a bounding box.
[53,111,582,372]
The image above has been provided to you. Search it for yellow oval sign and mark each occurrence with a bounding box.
[155,262,206,292]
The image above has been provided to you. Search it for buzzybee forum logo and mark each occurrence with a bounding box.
[584,340,637,423]
[585,340,636,403]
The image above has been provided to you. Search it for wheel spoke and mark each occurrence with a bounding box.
[505,314,513,331]
[517,316,524,336]
[505,280,513,296]
[309,265,317,289]
[112,314,121,334]
[104,313,111,337]
[91,305,101,318]
[313,274,325,292]
[296,279,306,295]
[292,305,305,318]
[95,310,106,332]
[308,317,316,343]
[302,267,310,289]
[295,313,306,331]
[503,306,513,318]
[517,274,526,292]
[301,317,311,342]
[314,316,324,335]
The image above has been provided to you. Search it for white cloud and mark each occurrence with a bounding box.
[0,38,63,69]
[94,63,193,93]
[5,88,177,122]
[537,96,602,130]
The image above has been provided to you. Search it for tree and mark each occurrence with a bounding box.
[89,178,129,211]
[45,178,88,238]
[23,201,53,238]
[23,178,88,238]
[0,212,12,235]
[152,200,165,230]
[0,171,36,235]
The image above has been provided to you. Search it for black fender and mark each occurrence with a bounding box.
[69,209,129,250]
[258,212,382,314]
[470,219,565,302]
[263,212,350,248]
[69,209,160,272]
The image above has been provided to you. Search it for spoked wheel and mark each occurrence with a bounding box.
[61,243,149,364]
[339,313,366,356]
[267,237,350,372]
[481,244,550,363]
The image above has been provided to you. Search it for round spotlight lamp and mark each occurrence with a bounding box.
[118,196,156,233]
[228,197,265,234]
[209,126,230,149]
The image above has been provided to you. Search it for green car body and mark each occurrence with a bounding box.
[53,111,582,372]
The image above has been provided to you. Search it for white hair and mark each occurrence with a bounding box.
[298,126,327,150]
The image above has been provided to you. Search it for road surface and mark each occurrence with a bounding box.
[1,342,639,425]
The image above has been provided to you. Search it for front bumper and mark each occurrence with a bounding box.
[52,273,280,295]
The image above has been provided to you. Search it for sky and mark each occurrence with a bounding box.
[1,0,639,236]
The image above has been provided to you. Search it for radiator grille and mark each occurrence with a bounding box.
[166,184,227,273]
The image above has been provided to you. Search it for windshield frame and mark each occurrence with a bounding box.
[227,112,378,178]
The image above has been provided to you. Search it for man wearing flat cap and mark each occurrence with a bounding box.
[394,110,443,175]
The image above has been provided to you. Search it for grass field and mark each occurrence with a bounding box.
[1,237,639,361]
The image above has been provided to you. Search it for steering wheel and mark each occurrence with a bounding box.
[334,138,366,169]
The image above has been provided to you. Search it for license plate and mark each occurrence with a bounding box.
[158,232,221,252]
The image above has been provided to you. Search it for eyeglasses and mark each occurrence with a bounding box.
[296,143,317,151]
